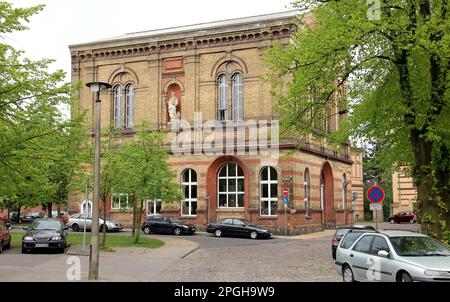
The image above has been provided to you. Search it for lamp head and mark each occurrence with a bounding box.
[86,82,112,93]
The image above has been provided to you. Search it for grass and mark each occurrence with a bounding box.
[10,232,164,250]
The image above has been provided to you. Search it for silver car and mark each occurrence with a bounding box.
[68,214,123,232]
[335,230,450,282]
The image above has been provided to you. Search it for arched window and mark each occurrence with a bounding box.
[260,167,278,216]
[218,163,244,208]
[217,75,228,121]
[113,85,123,129]
[342,173,347,210]
[232,73,243,121]
[181,169,197,216]
[80,200,92,216]
[125,84,135,128]
[304,168,310,216]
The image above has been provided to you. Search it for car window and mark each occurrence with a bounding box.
[353,235,374,253]
[371,236,390,255]
[390,236,450,256]
[222,219,233,225]
[340,232,364,249]
[233,219,246,226]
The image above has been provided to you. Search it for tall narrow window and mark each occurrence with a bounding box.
[147,200,162,216]
[181,169,197,216]
[260,167,278,216]
[304,168,310,216]
[218,163,244,208]
[125,84,135,129]
[113,85,122,129]
[342,173,347,210]
[218,75,228,121]
[232,73,243,121]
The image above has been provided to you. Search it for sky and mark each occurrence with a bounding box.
[8,0,294,81]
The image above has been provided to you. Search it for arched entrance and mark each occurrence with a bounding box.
[206,156,249,222]
[320,161,335,228]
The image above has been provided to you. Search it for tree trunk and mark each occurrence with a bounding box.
[47,202,52,218]
[134,199,143,244]
[411,131,442,238]
[17,205,21,223]
[102,197,107,248]
[131,201,136,237]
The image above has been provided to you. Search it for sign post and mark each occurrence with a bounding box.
[283,188,288,236]
[367,186,385,231]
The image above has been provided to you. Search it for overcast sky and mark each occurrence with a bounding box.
[8,0,294,81]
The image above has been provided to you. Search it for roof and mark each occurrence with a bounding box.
[378,230,426,237]
[69,10,300,49]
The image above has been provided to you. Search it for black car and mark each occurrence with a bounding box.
[331,225,376,259]
[22,218,68,253]
[141,216,196,235]
[22,212,44,223]
[206,218,271,239]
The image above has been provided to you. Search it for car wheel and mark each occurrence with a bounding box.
[214,229,222,237]
[72,224,80,232]
[21,247,27,254]
[173,228,181,236]
[250,231,258,240]
[398,272,413,282]
[390,218,395,224]
[100,225,108,233]
[143,226,151,234]
[342,265,355,282]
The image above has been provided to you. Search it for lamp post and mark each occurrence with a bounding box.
[86,81,111,281]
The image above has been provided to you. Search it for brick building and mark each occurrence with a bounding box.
[392,167,417,214]
[69,11,363,234]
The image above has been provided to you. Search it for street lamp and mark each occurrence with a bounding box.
[86,81,111,281]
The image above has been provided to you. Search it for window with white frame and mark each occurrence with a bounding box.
[125,84,135,128]
[80,200,92,216]
[304,168,311,216]
[232,73,243,121]
[218,163,244,208]
[111,194,130,210]
[181,169,197,216]
[113,85,123,129]
[217,75,228,121]
[147,200,162,216]
[260,167,278,216]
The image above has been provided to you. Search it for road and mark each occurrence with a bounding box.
[0,222,420,282]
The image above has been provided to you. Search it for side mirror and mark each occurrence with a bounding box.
[378,250,390,258]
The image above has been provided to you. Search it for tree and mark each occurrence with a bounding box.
[265,1,449,240]
[0,1,73,211]
[110,127,182,244]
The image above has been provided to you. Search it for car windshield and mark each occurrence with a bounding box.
[336,228,351,236]
[340,232,364,249]
[168,218,184,224]
[390,236,450,257]
[30,220,61,231]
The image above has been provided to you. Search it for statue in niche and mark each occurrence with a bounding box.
[167,92,180,122]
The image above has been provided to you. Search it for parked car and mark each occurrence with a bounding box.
[332,225,376,259]
[0,219,11,254]
[22,218,68,253]
[0,215,11,230]
[22,212,44,223]
[141,216,196,235]
[335,230,450,282]
[67,214,123,232]
[389,211,416,224]
[206,218,271,239]
[8,211,23,223]
[51,211,69,224]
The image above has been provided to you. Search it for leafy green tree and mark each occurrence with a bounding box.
[265,1,449,240]
[110,127,182,243]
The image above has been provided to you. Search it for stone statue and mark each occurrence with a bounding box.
[167,92,180,122]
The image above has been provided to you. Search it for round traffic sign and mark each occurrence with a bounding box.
[283,188,288,196]
[367,186,385,204]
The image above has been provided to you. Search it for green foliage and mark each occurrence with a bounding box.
[0,1,87,212]
[265,0,449,239]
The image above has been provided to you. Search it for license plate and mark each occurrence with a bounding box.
[36,244,49,248]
